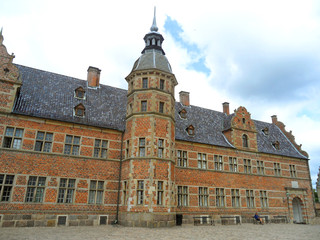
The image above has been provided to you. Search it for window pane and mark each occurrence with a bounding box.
[73,137,80,145]
[96,191,103,204]
[43,142,52,152]
[35,141,43,151]
[68,179,75,188]
[64,145,71,155]
[36,132,45,140]
[101,149,107,158]
[38,177,46,186]
[94,139,101,147]
[15,129,24,137]
[5,127,14,136]
[72,146,79,155]
[28,176,37,186]
[88,190,95,204]
[65,135,73,144]
[12,139,22,149]
[101,140,108,148]
[94,148,100,158]
[45,133,53,141]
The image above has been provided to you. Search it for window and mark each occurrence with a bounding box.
[75,87,85,99]
[160,79,165,90]
[274,163,281,176]
[179,109,187,119]
[216,188,225,207]
[231,189,240,208]
[34,131,53,152]
[0,174,14,202]
[94,139,108,158]
[199,187,208,207]
[246,190,254,208]
[139,138,145,157]
[214,155,223,171]
[137,180,144,205]
[262,127,269,135]
[272,141,280,150]
[64,135,80,155]
[197,153,207,169]
[157,181,163,205]
[257,161,264,175]
[289,165,296,177]
[141,101,147,112]
[88,180,104,204]
[126,140,130,158]
[260,191,268,208]
[25,176,46,203]
[177,186,188,207]
[158,139,164,158]
[74,104,85,117]
[229,157,237,172]
[142,78,148,89]
[57,178,75,203]
[131,81,134,91]
[186,125,195,136]
[3,127,24,149]
[159,102,164,113]
[242,134,248,147]
[123,181,127,205]
[244,159,251,174]
[177,150,187,167]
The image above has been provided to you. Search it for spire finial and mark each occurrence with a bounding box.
[0,27,3,44]
[150,6,158,32]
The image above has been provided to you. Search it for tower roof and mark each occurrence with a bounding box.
[130,8,173,74]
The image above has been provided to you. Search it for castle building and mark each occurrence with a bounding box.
[0,12,315,227]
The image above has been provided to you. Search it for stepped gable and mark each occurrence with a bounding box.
[13,64,127,131]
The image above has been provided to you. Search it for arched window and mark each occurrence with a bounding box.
[242,134,248,148]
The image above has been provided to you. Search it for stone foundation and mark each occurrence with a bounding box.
[119,212,176,227]
[0,214,113,227]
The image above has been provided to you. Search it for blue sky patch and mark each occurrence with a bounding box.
[164,16,211,76]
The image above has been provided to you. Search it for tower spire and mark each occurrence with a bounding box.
[150,6,158,32]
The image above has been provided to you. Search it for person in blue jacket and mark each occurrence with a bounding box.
[254,212,264,224]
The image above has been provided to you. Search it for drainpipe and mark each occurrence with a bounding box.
[114,131,124,224]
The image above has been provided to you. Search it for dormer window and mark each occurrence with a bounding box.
[242,134,248,148]
[186,125,195,136]
[179,109,187,119]
[75,87,85,99]
[74,104,85,117]
[272,141,280,150]
[262,127,269,135]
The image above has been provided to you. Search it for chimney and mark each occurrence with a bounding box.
[179,91,190,106]
[222,102,229,115]
[87,66,101,88]
[271,115,278,124]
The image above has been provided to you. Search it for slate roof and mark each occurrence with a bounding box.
[13,64,307,159]
[131,50,172,73]
[13,65,127,131]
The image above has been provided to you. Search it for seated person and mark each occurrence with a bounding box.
[254,212,264,224]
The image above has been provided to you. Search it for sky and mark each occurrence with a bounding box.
[0,0,319,188]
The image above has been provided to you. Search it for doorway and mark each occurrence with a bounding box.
[292,197,303,223]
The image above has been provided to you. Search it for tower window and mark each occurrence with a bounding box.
[139,138,146,157]
[159,102,164,113]
[160,79,165,90]
[242,134,248,148]
[141,101,147,112]
[142,78,148,89]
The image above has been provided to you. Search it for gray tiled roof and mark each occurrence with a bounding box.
[13,64,307,159]
[14,65,127,131]
[131,50,172,73]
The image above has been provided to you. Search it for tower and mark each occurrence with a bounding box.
[120,8,178,227]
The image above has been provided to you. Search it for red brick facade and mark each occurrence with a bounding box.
[0,25,315,228]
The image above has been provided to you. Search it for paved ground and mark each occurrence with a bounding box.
[0,223,319,240]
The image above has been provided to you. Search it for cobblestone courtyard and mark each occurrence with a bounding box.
[0,223,319,240]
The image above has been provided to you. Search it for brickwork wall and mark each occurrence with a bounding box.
[174,140,315,223]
